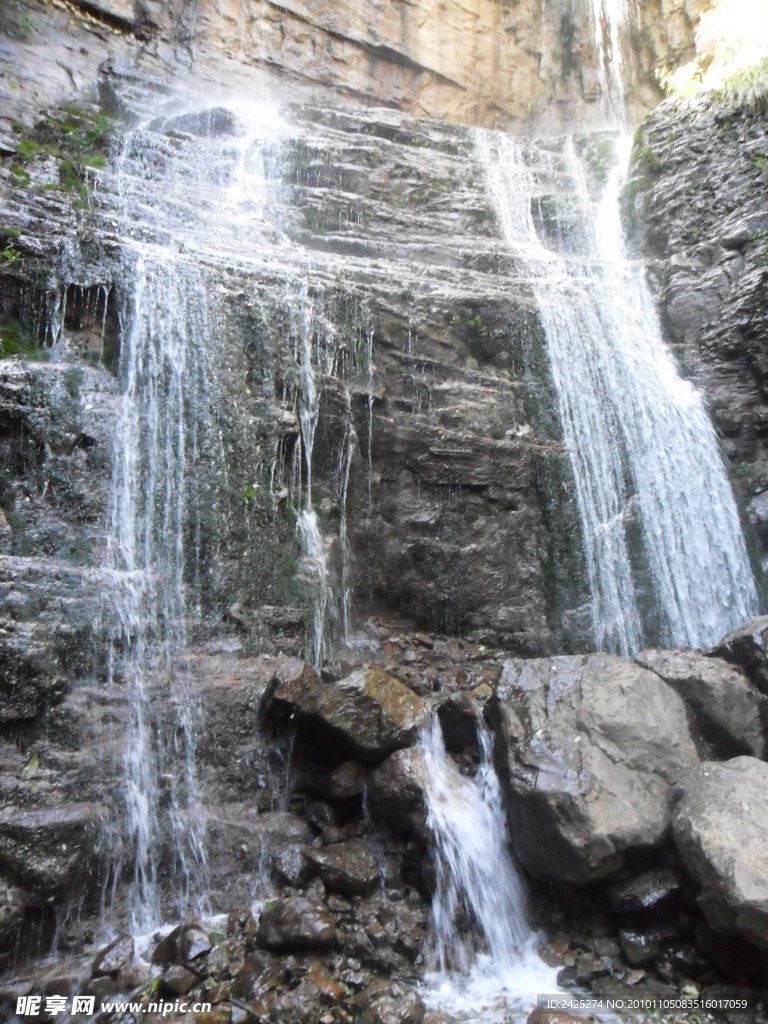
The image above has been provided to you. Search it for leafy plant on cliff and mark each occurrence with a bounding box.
[0,240,21,266]
[450,307,500,362]
[5,103,115,199]
[720,58,768,115]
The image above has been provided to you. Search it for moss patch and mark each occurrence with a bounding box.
[0,319,47,360]
[5,103,116,198]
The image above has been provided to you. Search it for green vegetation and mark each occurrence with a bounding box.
[655,0,768,114]
[469,203,494,225]
[635,145,661,176]
[450,307,500,362]
[0,239,21,266]
[719,57,768,115]
[5,102,116,199]
[21,752,39,778]
[437,137,461,155]
[0,319,47,360]
[578,136,617,187]
[399,178,451,207]
[9,163,31,188]
[624,176,651,204]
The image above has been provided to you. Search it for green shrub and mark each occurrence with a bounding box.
[719,58,768,115]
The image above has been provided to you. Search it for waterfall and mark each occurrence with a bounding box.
[97,97,370,922]
[475,130,759,654]
[101,103,290,927]
[292,284,336,667]
[106,251,214,930]
[420,719,559,1021]
[586,0,628,124]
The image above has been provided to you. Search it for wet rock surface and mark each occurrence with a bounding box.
[1,10,768,1023]
[0,803,101,895]
[303,840,381,897]
[257,896,338,951]
[92,933,134,977]
[710,615,768,694]
[367,746,430,845]
[264,663,427,763]
[0,634,766,1019]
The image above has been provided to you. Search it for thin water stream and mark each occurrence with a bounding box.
[105,253,212,930]
[421,719,559,1022]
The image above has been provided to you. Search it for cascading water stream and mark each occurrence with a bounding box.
[475,129,759,653]
[585,0,629,125]
[420,718,559,1021]
[292,284,336,667]
[101,103,292,928]
[96,97,372,924]
[105,251,213,931]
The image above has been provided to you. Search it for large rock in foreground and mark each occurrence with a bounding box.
[636,648,767,758]
[264,661,427,763]
[492,654,700,883]
[367,747,430,844]
[303,839,381,896]
[673,757,768,950]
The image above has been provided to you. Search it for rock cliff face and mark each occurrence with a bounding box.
[0,57,566,958]
[2,0,768,1017]
[0,77,572,658]
[1,0,703,136]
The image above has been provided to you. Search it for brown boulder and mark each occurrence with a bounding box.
[264,663,426,762]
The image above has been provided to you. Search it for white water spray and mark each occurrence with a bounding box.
[101,101,292,928]
[586,0,629,125]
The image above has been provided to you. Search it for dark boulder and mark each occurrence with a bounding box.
[0,803,101,894]
[609,868,683,916]
[367,747,429,844]
[709,616,768,695]
[92,934,134,978]
[354,980,425,1024]
[263,662,427,763]
[303,839,381,896]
